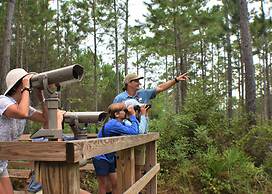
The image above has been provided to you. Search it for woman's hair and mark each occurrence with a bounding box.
[6,78,23,96]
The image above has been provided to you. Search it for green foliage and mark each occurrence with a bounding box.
[239,124,272,168]
[80,171,98,193]
[183,85,221,125]
[151,86,272,193]
[197,147,268,194]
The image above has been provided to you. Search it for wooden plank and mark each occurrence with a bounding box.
[0,142,66,161]
[8,169,32,179]
[18,133,97,142]
[67,133,159,163]
[145,141,157,194]
[116,148,135,193]
[0,133,159,164]
[14,191,28,194]
[124,164,160,194]
[8,160,34,169]
[36,161,80,194]
[79,163,94,171]
[125,148,135,188]
[14,190,43,194]
[18,134,31,141]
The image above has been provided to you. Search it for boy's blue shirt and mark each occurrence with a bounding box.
[95,115,139,162]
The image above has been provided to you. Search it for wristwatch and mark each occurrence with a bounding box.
[21,87,31,94]
[174,78,179,83]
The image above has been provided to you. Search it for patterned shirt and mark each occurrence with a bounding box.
[0,95,36,175]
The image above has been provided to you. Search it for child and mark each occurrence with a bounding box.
[93,104,139,194]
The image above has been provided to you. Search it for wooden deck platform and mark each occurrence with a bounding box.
[0,133,159,194]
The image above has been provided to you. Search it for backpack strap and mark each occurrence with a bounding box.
[101,114,110,137]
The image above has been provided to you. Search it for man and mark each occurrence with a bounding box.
[113,73,189,104]
[113,72,189,183]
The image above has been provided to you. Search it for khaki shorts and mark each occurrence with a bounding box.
[135,145,146,166]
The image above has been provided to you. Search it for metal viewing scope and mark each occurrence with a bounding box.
[31,64,84,89]
[64,111,107,140]
[64,111,108,124]
[30,64,84,140]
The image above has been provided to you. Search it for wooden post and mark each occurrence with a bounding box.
[35,161,80,194]
[116,147,135,193]
[144,141,157,194]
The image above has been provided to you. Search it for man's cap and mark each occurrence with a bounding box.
[124,73,143,84]
[4,68,29,95]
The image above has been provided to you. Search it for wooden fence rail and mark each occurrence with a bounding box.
[0,132,160,194]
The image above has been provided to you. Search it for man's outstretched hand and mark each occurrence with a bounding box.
[176,72,189,81]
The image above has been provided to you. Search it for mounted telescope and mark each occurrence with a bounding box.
[30,64,84,89]
[30,64,85,140]
[63,111,108,139]
[64,111,107,124]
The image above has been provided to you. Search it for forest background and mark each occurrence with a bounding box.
[0,0,272,193]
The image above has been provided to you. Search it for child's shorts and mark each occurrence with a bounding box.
[93,158,116,176]
[135,145,146,166]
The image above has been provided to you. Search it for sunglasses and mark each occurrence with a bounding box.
[130,79,140,83]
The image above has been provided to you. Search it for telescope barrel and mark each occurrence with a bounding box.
[64,111,107,124]
[31,64,84,89]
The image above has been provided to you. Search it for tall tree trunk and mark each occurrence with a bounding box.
[1,0,16,94]
[216,44,221,94]
[225,12,233,125]
[124,0,128,75]
[114,0,119,94]
[41,0,49,71]
[179,53,186,108]
[239,0,256,126]
[177,29,186,109]
[261,0,271,120]
[262,53,267,121]
[165,55,168,81]
[15,0,20,68]
[211,43,214,91]
[173,15,180,113]
[92,0,98,111]
[237,31,245,108]
[57,0,60,66]
[200,39,206,94]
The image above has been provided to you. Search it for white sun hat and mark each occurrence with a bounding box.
[4,68,29,95]
[124,99,144,108]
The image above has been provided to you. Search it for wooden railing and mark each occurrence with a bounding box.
[0,132,160,194]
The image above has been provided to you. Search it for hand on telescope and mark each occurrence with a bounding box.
[22,74,33,88]
[57,110,66,130]
[140,105,147,116]
[127,105,136,116]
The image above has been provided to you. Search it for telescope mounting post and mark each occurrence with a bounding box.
[42,75,62,140]
[68,115,88,140]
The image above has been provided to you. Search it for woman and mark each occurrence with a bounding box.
[0,68,48,194]
[0,68,90,194]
